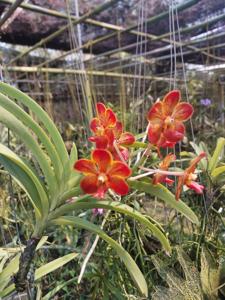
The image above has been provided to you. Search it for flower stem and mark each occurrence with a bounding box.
[129,167,184,181]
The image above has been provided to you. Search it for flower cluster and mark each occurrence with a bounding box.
[74,103,134,199]
[147,90,205,200]
[89,103,135,161]
[147,90,193,150]
[74,92,206,202]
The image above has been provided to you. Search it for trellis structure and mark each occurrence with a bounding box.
[0,0,224,127]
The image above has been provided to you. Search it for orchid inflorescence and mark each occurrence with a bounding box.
[74,91,206,201]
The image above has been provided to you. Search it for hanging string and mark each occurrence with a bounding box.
[175,1,208,219]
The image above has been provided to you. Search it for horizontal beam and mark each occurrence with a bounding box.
[0,0,128,31]
[37,0,201,68]
[4,66,182,82]
[0,0,24,28]
[6,0,120,65]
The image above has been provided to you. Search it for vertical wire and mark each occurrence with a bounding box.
[175,2,208,219]
[65,0,89,139]
[131,0,142,132]
[169,0,173,90]
[171,0,177,89]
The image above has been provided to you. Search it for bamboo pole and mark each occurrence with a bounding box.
[0,0,129,32]
[99,41,225,73]
[85,10,225,64]
[1,0,224,65]
[7,0,120,65]
[7,0,200,66]
[4,66,183,82]
[2,0,223,68]
[36,0,201,68]
[0,0,24,28]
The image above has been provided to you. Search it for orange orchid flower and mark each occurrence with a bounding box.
[104,121,135,160]
[89,103,117,149]
[74,149,132,198]
[175,152,206,200]
[147,90,193,150]
[152,153,176,185]
[89,103,135,160]
[90,102,117,133]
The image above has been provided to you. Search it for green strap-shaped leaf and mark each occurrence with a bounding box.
[0,253,78,297]
[0,254,20,284]
[0,144,48,216]
[0,82,68,164]
[0,92,62,183]
[50,216,148,297]
[209,137,225,172]
[0,106,55,203]
[50,199,171,253]
[129,179,199,225]
[0,155,43,219]
[211,166,225,180]
[35,252,78,280]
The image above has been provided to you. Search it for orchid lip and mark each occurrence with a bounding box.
[98,173,108,183]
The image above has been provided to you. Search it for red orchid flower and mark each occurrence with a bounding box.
[175,152,206,200]
[147,90,193,150]
[89,102,117,149]
[104,121,135,160]
[89,105,135,160]
[152,153,176,185]
[90,102,117,133]
[74,149,131,198]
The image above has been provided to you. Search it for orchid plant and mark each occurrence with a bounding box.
[0,84,206,298]
[75,90,206,203]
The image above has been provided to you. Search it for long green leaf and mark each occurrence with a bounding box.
[0,253,78,297]
[50,199,171,253]
[0,254,20,284]
[0,92,62,182]
[211,166,225,180]
[129,179,199,225]
[50,216,148,297]
[42,277,77,300]
[209,138,225,172]
[0,155,42,219]
[0,106,55,202]
[0,82,68,164]
[0,143,48,218]
[35,252,78,280]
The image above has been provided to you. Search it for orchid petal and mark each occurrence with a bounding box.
[103,108,117,127]
[114,121,123,137]
[90,118,101,133]
[175,176,185,200]
[97,102,106,115]
[164,177,174,185]
[187,152,206,174]
[148,123,163,145]
[89,136,108,149]
[74,159,97,175]
[108,161,131,178]
[164,122,185,142]
[108,176,129,195]
[187,181,204,194]
[162,90,180,116]
[118,132,135,145]
[92,149,112,172]
[153,173,167,185]
[173,102,193,121]
[147,101,164,122]
[80,175,98,194]
[160,153,176,169]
